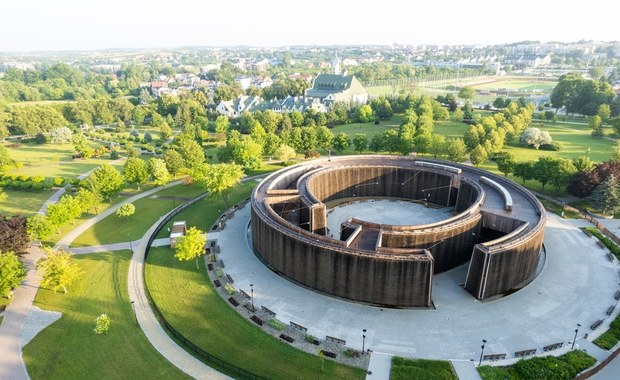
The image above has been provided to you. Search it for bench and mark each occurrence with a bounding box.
[597,240,607,249]
[320,350,337,359]
[514,349,537,357]
[325,335,346,345]
[213,279,221,287]
[543,342,563,352]
[607,305,616,316]
[290,321,308,333]
[207,263,213,271]
[240,290,251,300]
[228,297,239,307]
[226,274,234,284]
[591,319,604,330]
[483,353,506,361]
[615,290,620,300]
[250,315,263,326]
[480,176,513,211]
[607,252,614,262]
[279,334,295,343]
[261,306,276,317]
[218,259,225,268]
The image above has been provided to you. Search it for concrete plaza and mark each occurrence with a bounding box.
[211,202,620,362]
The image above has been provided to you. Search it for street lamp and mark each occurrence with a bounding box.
[128,233,133,253]
[250,283,254,311]
[572,324,581,349]
[478,339,487,366]
[130,300,137,325]
[362,329,367,354]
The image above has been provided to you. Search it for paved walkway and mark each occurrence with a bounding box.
[126,212,230,380]
[0,246,45,380]
[451,360,482,380]
[366,352,392,380]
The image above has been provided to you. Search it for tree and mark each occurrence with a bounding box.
[74,188,102,214]
[123,157,149,190]
[572,156,594,173]
[533,157,557,190]
[85,164,125,202]
[369,133,384,152]
[174,226,207,269]
[176,137,205,170]
[314,126,333,150]
[277,145,296,163]
[588,66,605,80]
[355,105,374,123]
[589,115,602,129]
[214,115,230,135]
[352,134,368,153]
[495,152,516,177]
[613,140,620,162]
[597,104,611,123]
[0,145,15,171]
[567,170,599,198]
[549,158,576,194]
[332,133,350,153]
[94,314,111,335]
[49,126,73,144]
[445,138,467,162]
[148,158,171,186]
[27,214,53,243]
[593,174,620,215]
[520,127,552,149]
[458,86,476,100]
[429,134,446,158]
[370,98,393,120]
[194,163,244,209]
[163,149,185,178]
[116,203,135,219]
[71,133,94,158]
[0,215,29,255]
[469,145,488,166]
[0,251,27,297]
[37,248,83,293]
[514,161,535,184]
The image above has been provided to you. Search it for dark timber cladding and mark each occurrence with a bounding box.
[251,155,546,307]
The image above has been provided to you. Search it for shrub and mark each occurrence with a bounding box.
[94,313,111,335]
[539,142,561,151]
[304,149,320,159]
[32,183,44,190]
[155,148,163,155]
[267,318,287,331]
[224,283,236,295]
[34,133,48,144]
[21,181,33,190]
[31,176,45,183]
[53,177,65,186]
[305,334,317,343]
[214,267,223,278]
[110,149,120,160]
[584,227,620,259]
[18,175,30,182]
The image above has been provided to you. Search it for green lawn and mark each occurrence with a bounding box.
[71,194,179,247]
[23,250,190,380]
[390,357,457,380]
[470,77,557,91]
[0,189,53,217]
[146,183,365,379]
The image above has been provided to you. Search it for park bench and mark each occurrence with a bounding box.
[483,353,506,361]
[596,240,606,249]
[591,319,604,330]
[207,263,213,271]
[279,334,295,343]
[250,315,263,326]
[543,342,563,351]
[615,290,620,300]
[320,350,337,359]
[226,274,234,284]
[514,349,537,357]
[228,297,239,307]
[607,305,615,316]
[607,252,614,262]
[213,279,221,287]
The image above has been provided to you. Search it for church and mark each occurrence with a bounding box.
[304,56,369,106]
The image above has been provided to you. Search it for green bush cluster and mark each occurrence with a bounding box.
[214,267,223,278]
[0,174,67,190]
[585,227,620,259]
[391,357,457,380]
[224,283,235,295]
[267,318,286,331]
[478,350,596,380]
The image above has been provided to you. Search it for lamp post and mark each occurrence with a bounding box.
[250,283,254,311]
[572,324,581,349]
[128,233,133,253]
[362,329,367,354]
[478,339,487,366]
[130,300,137,325]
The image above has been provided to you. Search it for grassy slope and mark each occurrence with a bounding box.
[23,250,190,380]
[146,183,364,380]
[390,357,457,380]
[0,189,52,217]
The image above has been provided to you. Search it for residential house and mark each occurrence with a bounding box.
[215,95,263,118]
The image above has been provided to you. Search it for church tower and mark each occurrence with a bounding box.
[332,55,341,75]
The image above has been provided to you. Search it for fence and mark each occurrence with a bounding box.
[143,192,265,380]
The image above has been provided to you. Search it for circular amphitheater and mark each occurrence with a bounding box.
[251,155,546,308]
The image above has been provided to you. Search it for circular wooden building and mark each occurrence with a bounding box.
[251,156,545,307]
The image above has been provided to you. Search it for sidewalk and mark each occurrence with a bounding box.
[0,246,45,380]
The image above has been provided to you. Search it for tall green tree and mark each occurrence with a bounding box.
[593,174,620,215]
[458,86,475,100]
[27,214,53,243]
[116,203,136,219]
[495,152,516,177]
[533,157,557,190]
[124,157,149,190]
[469,145,488,166]
[332,133,350,153]
[0,251,27,297]
[85,164,125,202]
[174,226,207,269]
[194,163,244,209]
[163,149,185,178]
[352,134,368,153]
[37,248,83,294]
[148,158,171,186]
[429,134,446,158]
[445,138,467,162]
[514,161,535,184]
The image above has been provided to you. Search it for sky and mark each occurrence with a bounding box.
[1,0,618,52]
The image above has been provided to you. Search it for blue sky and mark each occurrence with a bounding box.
[1,0,618,52]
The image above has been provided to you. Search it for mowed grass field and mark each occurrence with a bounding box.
[0,189,52,217]
[146,182,365,379]
[23,250,190,380]
[71,183,205,247]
